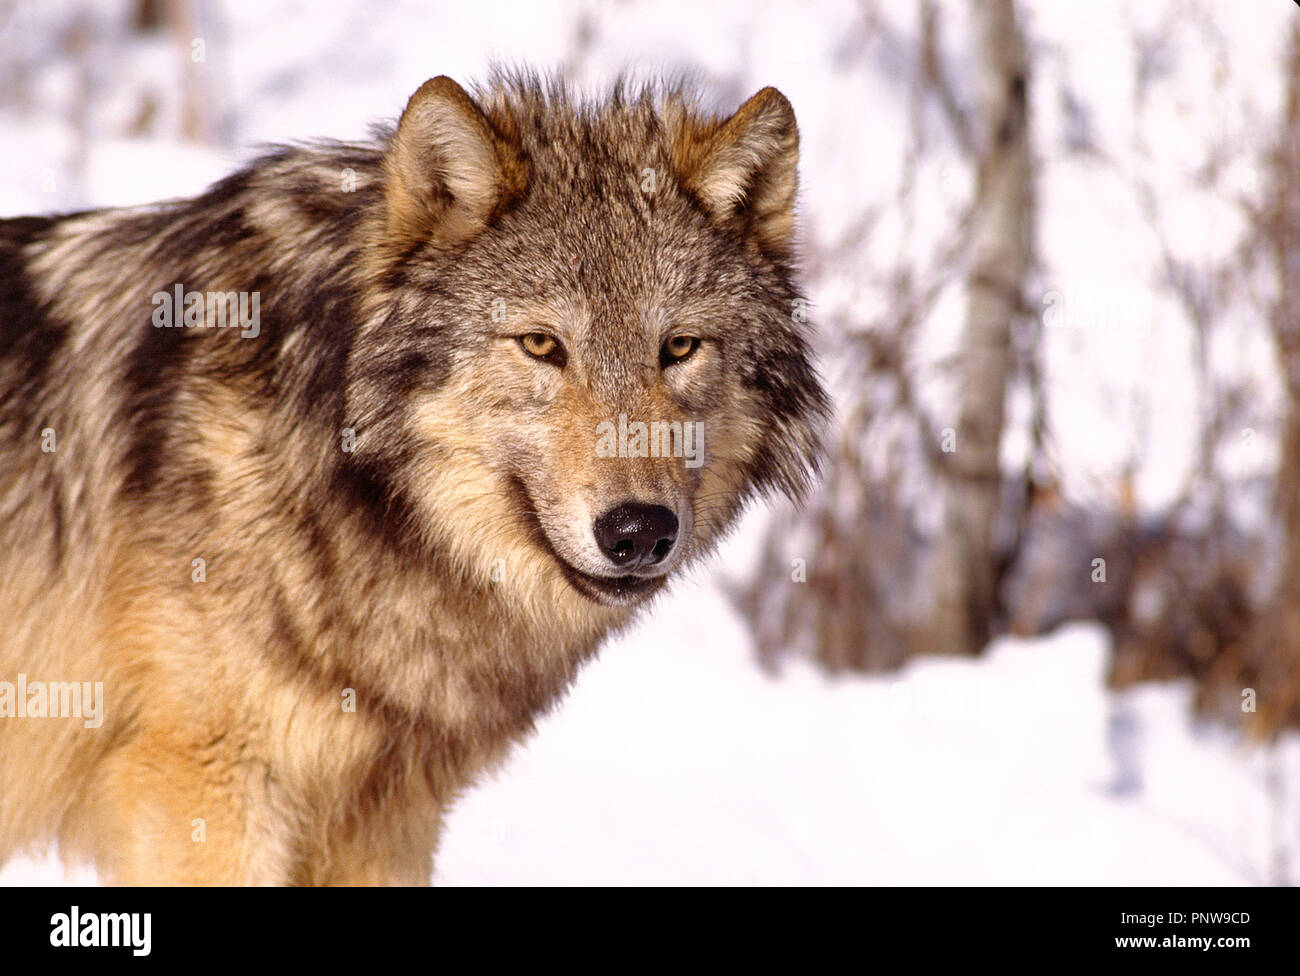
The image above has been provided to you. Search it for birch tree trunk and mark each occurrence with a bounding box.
[928,0,1034,655]
[1256,20,1300,731]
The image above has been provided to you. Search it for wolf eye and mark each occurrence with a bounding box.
[519,332,565,366]
[660,335,700,367]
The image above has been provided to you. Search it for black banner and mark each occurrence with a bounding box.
[0,886,1288,964]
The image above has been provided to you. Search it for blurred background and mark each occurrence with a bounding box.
[1,0,1298,884]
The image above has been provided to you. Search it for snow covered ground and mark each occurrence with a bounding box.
[432,545,1298,885]
[1,0,1296,885]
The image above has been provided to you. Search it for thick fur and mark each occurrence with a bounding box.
[0,72,827,884]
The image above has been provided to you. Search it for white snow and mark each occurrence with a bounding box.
[432,554,1293,885]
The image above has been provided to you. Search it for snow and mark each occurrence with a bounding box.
[433,555,1290,885]
[1,0,1296,885]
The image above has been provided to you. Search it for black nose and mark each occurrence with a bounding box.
[593,503,678,572]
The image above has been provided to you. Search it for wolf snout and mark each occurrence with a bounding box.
[593,503,678,572]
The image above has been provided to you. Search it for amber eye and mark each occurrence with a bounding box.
[661,335,700,366]
[519,332,565,365]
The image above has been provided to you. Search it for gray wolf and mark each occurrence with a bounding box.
[0,72,827,884]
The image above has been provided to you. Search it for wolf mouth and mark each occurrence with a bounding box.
[552,559,666,605]
[508,475,667,607]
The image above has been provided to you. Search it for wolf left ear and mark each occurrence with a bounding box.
[677,87,799,259]
[382,76,527,256]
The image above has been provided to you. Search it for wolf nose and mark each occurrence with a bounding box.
[593,503,678,571]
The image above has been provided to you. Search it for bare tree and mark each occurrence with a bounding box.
[1252,19,1300,733]
[927,0,1034,656]
[732,0,1015,672]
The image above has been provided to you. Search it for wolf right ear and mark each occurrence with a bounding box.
[381,77,528,257]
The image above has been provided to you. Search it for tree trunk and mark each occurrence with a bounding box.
[928,0,1035,655]
[1256,21,1300,731]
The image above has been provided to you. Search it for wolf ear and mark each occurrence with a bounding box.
[677,87,799,259]
[382,76,527,255]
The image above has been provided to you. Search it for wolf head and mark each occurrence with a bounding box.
[345,74,828,613]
